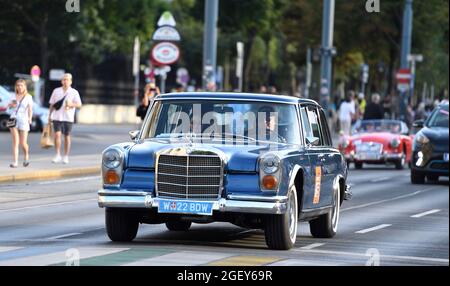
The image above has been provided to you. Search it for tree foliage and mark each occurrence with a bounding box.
[0,0,447,99]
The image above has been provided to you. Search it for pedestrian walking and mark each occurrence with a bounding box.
[364,93,384,120]
[338,91,356,136]
[6,79,33,168]
[48,73,82,164]
[137,82,160,120]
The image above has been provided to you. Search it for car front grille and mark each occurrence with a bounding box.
[355,142,383,154]
[156,151,223,200]
[429,162,449,171]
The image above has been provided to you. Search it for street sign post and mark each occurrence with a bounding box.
[133,37,140,107]
[396,68,412,91]
[150,11,181,94]
[151,42,180,66]
[49,69,65,81]
[152,26,181,42]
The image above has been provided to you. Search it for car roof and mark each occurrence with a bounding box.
[155,92,319,106]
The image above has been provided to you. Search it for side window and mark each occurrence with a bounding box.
[318,109,332,146]
[307,106,324,145]
[300,106,313,140]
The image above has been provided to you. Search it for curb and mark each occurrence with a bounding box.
[0,166,101,183]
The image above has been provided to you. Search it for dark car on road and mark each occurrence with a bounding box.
[411,103,449,184]
[98,93,351,250]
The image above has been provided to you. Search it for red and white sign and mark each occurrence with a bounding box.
[151,42,180,66]
[396,69,411,83]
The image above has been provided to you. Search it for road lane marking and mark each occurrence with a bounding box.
[0,198,97,213]
[411,209,441,218]
[293,248,449,264]
[45,233,82,240]
[0,247,23,253]
[341,187,436,212]
[355,224,392,234]
[0,247,129,266]
[207,255,281,266]
[124,251,233,266]
[268,259,337,266]
[370,177,390,183]
[37,176,100,185]
[300,243,325,250]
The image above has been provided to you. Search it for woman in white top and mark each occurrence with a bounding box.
[7,79,33,168]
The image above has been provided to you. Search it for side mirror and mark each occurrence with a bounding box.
[306,136,320,146]
[412,120,424,129]
[129,130,140,140]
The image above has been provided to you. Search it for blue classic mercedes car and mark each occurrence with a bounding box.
[98,93,351,250]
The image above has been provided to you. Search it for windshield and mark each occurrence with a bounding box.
[427,105,449,128]
[353,120,406,134]
[142,100,301,144]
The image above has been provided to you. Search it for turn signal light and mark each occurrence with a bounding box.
[262,175,278,190]
[104,170,120,185]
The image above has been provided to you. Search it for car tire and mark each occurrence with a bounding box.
[395,152,406,170]
[354,162,363,169]
[309,183,340,238]
[165,221,192,231]
[264,185,298,250]
[0,115,9,132]
[427,175,439,182]
[105,208,139,242]
[411,169,426,184]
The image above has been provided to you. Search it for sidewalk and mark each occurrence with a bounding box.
[0,154,101,183]
[0,124,137,184]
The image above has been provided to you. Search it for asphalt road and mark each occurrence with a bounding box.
[0,166,447,266]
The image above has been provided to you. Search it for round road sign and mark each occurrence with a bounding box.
[151,42,180,66]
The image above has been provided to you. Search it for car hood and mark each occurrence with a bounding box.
[127,139,296,172]
[420,127,449,151]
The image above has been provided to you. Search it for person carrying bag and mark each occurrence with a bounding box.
[40,122,54,149]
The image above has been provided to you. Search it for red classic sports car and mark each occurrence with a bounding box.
[338,119,413,169]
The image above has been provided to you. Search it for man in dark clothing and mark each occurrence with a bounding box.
[364,93,384,120]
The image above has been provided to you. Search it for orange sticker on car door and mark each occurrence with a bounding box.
[313,166,321,204]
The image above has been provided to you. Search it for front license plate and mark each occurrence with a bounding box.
[444,153,449,162]
[158,199,214,216]
[358,152,379,160]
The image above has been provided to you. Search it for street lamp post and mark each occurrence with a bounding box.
[202,0,219,91]
[399,0,414,120]
[408,54,423,104]
[319,0,336,111]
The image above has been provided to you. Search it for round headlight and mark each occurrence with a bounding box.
[103,149,122,169]
[390,138,400,148]
[261,154,280,174]
[416,134,429,144]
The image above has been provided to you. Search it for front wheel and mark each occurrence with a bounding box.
[264,185,298,250]
[309,184,340,238]
[394,152,406,170]
[105,208,139,242]
[411,169,426,184]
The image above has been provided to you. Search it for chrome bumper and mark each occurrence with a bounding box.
[344,184,352,200]
[98,190,288,215]
[347,153,403,161]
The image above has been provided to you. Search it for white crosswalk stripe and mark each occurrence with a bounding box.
[268,259,338,266]
[0,247,129,266]
[123,251,233,266]
[0,246,23,254]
